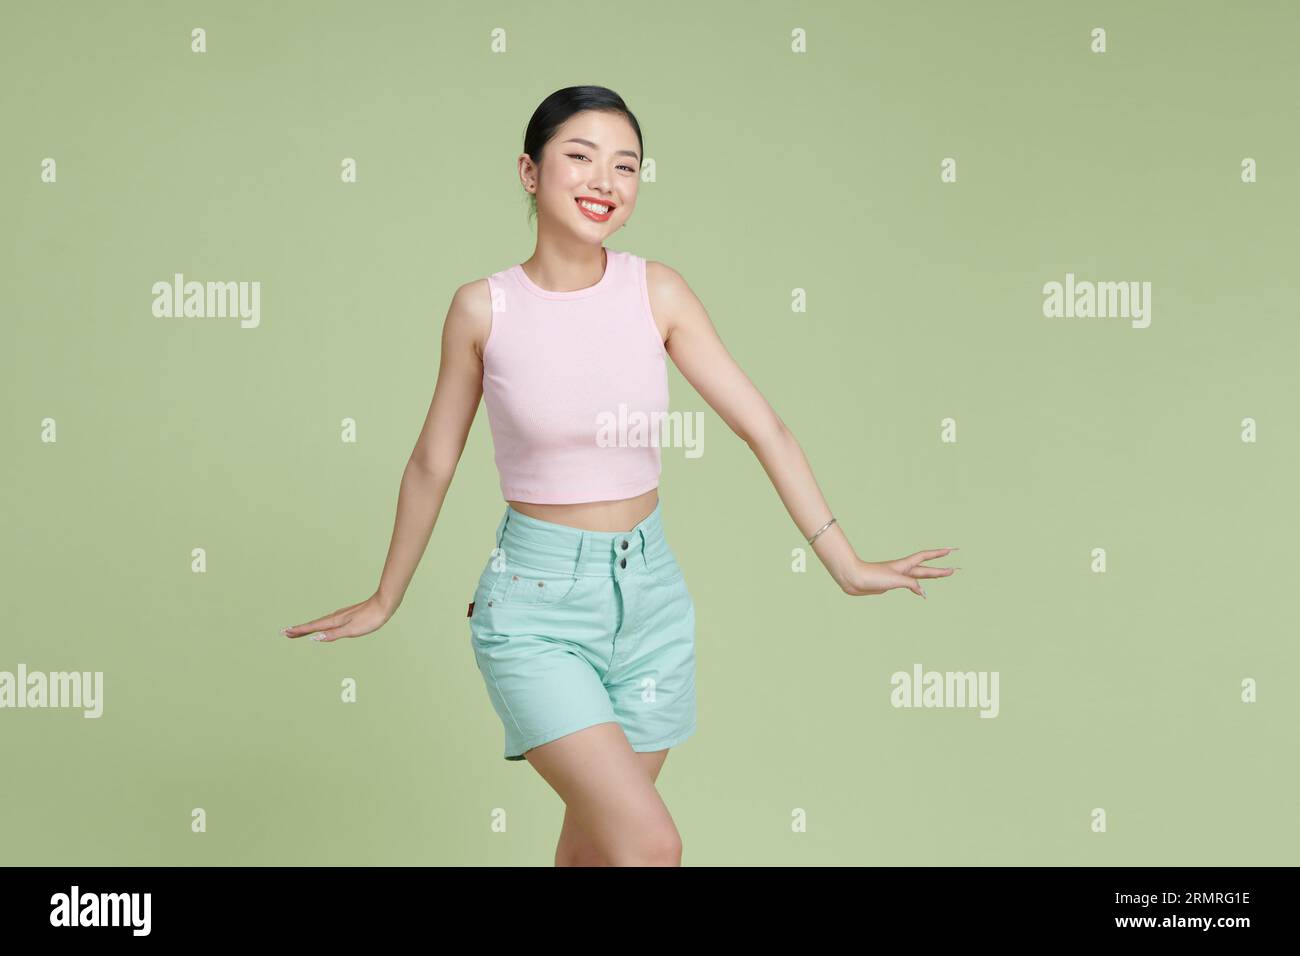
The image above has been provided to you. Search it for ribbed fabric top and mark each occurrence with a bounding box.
[481,247,669,504]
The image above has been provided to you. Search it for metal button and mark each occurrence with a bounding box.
[620,558,627,569]
[537,581,544,587]
[512,575,519,580]
[621,539,629,550]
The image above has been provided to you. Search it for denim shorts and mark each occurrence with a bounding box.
[467,499,697,761]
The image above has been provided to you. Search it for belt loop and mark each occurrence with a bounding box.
[574,531,586,578]
[639,526,650,570]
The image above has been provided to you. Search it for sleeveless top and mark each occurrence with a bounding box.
[481,247,669,504]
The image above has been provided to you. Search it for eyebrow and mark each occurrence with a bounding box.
[562,138,640,162]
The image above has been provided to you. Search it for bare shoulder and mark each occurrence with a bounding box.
[644,260,702,345]
[445,276,493,360]
[645,259,692,302]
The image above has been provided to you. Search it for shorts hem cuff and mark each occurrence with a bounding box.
[629,720,697,754]
[503,714,620,761]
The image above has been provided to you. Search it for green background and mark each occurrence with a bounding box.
[2,0,1296,865]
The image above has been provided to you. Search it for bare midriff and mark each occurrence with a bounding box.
[506,487,659,533]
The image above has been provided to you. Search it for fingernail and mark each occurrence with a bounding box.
[280,627,291,636]
[310,632,325,642]
[920,586,927,598]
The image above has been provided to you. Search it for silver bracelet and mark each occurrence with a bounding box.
[806,516,837,545]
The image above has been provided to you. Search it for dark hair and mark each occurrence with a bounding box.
[522,86,643,227]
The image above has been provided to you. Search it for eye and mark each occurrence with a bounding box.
[568,153,638,174]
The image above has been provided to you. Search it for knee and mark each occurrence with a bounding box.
[556,845,608,867]
[558,831,680,867]
[650,830,683,866]
[617,827,682,867]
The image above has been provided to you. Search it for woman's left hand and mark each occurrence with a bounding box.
[839,549,958,598]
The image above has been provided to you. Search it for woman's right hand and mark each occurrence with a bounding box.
[282,593,393,643]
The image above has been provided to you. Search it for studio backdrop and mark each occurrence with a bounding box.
[3,0,1297,865]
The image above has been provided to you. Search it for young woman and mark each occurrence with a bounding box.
[282,86,957,866]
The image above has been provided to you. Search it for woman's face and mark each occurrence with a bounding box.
[524,110,641,239]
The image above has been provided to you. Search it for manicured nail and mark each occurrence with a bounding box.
[920,586,927,598]
[310,632,325,642]
[280,627,291,636]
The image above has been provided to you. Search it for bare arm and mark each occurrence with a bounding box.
[647,261,957,598]
[283,278,491,640]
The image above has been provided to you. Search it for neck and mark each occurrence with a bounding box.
[521,236,607,293]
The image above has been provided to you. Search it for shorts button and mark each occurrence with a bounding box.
[620,558,627,568]
[621,539,629,550]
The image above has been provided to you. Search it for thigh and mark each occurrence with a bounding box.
[635,748,671,782]
[525,721,680,864]
[555,748,671,865]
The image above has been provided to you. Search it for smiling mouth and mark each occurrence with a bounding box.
[575,198,614,219]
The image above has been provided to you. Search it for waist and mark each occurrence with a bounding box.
[507,486,657,529]
[493,498,673,578]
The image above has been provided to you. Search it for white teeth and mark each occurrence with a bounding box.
[578,200,611,214]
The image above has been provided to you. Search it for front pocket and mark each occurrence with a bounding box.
[491,564,583,608]
[474,564,506,603]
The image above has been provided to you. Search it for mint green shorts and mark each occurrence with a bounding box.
[467,500,697,761]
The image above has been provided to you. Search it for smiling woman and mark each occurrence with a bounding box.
[281,84,956,869]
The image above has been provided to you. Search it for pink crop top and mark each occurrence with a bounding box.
[481,247,670,504]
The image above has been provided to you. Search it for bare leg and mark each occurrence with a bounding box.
[523,721,681,867]
[554,747,670,866]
